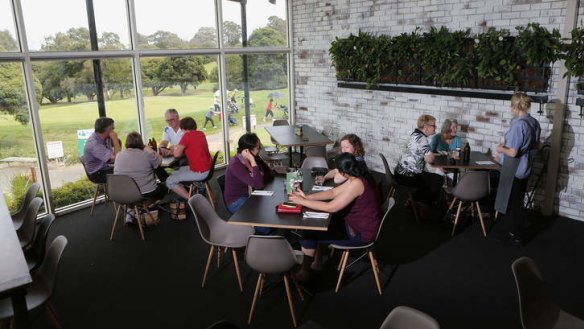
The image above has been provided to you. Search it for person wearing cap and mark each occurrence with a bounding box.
[203,106,216,130]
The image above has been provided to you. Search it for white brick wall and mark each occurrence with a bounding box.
[292,0,584,220]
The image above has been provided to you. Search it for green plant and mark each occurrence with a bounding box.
[563,26,584,77]
[475,27,518,86]
[393,28,422,83]
[330,35,357,80]
[51,177,95,209]
[4,173,35,213]
[420,27,473,86]
[515,23,562,65]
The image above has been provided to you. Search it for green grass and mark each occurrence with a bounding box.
[0,81,289,162]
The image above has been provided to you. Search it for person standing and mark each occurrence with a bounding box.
[83,117,121,184]
[159,109,184,157]
[263,98,274,122]
[495,92,541,246]
[203,107,216,130]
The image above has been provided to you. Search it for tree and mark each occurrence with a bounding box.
[0,30,18,51]
[223,21,242,46]
[147,30,185,49]
[99,32,125,50]
[248,28,287,90]
[0,63,41,124]
[141,57,169,96]
[210,55,243,90]
[102,59,133,99]
[267,16,287,41]
[248,27,286,47]
[41,27,90,51]
[157,57,207,95]
[190,27,217,48]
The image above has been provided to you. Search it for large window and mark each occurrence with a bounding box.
[1,0,291,212]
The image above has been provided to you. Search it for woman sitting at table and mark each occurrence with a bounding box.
[289,152,380,282]
[394,114,444,214]
[430,119,462,153]
[166,117,212,200]
[319,134,367,185]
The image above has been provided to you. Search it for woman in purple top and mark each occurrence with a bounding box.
[289,153,380,282]
[224,133,273,215]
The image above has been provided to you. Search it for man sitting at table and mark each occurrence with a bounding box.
[289,153,380,282]
[83,117,121,184]
[159,108,184,157]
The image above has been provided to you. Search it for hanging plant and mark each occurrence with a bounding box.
[330,35,356,81]
[515,23,562,65]
[393,28,422,84]
[563,26,584,78]
[475,27,519,87]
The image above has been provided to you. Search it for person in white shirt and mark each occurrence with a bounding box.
[159,108,184,157]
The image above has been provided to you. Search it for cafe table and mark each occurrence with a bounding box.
[0,190,33,329]
[430,151,501,184]
[265,125,333,167]
[228,169,332,231]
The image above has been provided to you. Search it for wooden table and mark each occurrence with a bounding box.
[431,151,500,184]
[0,191,32,329]
[265,125,333,167]
[228,169,332,231]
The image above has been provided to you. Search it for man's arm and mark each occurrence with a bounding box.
[110,131,121,161]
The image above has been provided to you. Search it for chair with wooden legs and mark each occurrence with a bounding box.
[181,151,220,209]
[107,174,156,241]
[187,194,253,292]
[379,153,419,222]
[11,182,40,231]
[448,171,490,237]
[245,235,304,328]
[330,195,395,294]
[80,156,109,215]
[379,306,441,329]
[0,236,68,329]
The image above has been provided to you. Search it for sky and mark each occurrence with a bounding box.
[1,0,287,50]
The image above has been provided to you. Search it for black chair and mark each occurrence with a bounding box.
[81,155,107,215]
[24,214,56,272]
[12,182,40,231]
[379,153,419,222]
[17,197,43,250]
[216,174,228,209]
[181,151,220,209]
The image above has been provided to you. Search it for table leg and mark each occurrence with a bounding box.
[288,147,293,167]
[453,170,459,186]
[300,146,304,164]
[11,290,30,329]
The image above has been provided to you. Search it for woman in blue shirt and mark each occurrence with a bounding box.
[430,119,461,153]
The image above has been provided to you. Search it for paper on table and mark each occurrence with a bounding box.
[303,211,330,219]
[476,161,495,165]
[312,186,333,191]
[251,190,275,196]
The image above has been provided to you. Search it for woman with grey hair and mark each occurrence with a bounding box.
[429,119,462,153]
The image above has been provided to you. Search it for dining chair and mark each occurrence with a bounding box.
[245,235,304,328]
[511,257,584,329]
[17,197,44,251]
[0,236,68,329]
[379,153,419,222]
[24,214,56,272]
[449,171,490,237]
[11,182,40,231]
[304,146,327,158]
[181,151,220,208]
[301,156,328,170]
[379,306,441,329]
[107,174,155,241]
[80,156,108,215]
[188,194,253,292]
[330,196,395,294]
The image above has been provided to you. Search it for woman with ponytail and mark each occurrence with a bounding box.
[289,152,380,282]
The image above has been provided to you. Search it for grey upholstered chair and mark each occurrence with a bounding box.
[379,306,440,329]
[511,257,584,329]
[24,214,56,272]
[11,182,40,231]
[301,156,329,170]
[0,236,68,329]
[188,194,254,292]
[107,174,154,241]
[449,171,490,237]
[17,197,44,250]
[245,235,304,328]
[379,153,419,222]
[330,196,395,294]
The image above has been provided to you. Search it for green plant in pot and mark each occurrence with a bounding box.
[515,23,561,91]
[475,27,518,89]
[563,25,584,94]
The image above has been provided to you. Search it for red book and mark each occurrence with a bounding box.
[277,203,302,214]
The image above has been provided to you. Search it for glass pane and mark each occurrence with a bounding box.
[141,55,226,165]
[0,1,19,51]
[32,58,138,210]
[135,0,217,50]
[222,0,288,48]
[224,54,289,163]
[21,0,90,52]
[0,62,43,214]
[94,0,131,50]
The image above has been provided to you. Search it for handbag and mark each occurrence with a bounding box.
[169,199,187,221]
[139,209,160,227]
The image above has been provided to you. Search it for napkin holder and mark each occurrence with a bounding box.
[277,203,302,214]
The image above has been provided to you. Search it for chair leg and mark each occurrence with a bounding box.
[110,203,123,240]
[451,201,463,236]
[448,197,458,210]
[217,245,221,268]
[46,302,63,329]
[335,250,350,293]
[135,206,145,241]
[409,193,419,222]
[293,279,304,301]
[259,274,265,297]
[248,273,264,325]
[90,184,99,215]
[337,249,348,271]
[368,250,382,295]
[188,184,194,198]
[202,246,215,288]
[205,182,216,209]
[476,202,487,237]
[231,249,244,292]
[494,211,499,221]
[283,275,298,328]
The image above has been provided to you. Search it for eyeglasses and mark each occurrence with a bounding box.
[426,123,436,128]
[166,118,177,123]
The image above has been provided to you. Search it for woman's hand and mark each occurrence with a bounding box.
[241,149,257,165]
[424,152,435,163]
[496,143,504,154]
[288,191,306,205]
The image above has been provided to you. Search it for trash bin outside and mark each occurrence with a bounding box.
[77,129,94,157]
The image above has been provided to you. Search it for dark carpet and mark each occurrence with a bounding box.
[29,172,584,329]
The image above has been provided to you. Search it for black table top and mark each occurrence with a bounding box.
[431,151,501,170]
[265,125,333,148]
[0,193,32,298]
[228,169,332,231]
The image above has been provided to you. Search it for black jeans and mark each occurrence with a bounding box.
[395,171,443,205]
[507,177,528,239]
[88,167,114,184]
[154,167,169,182]
[142,183,168,201]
